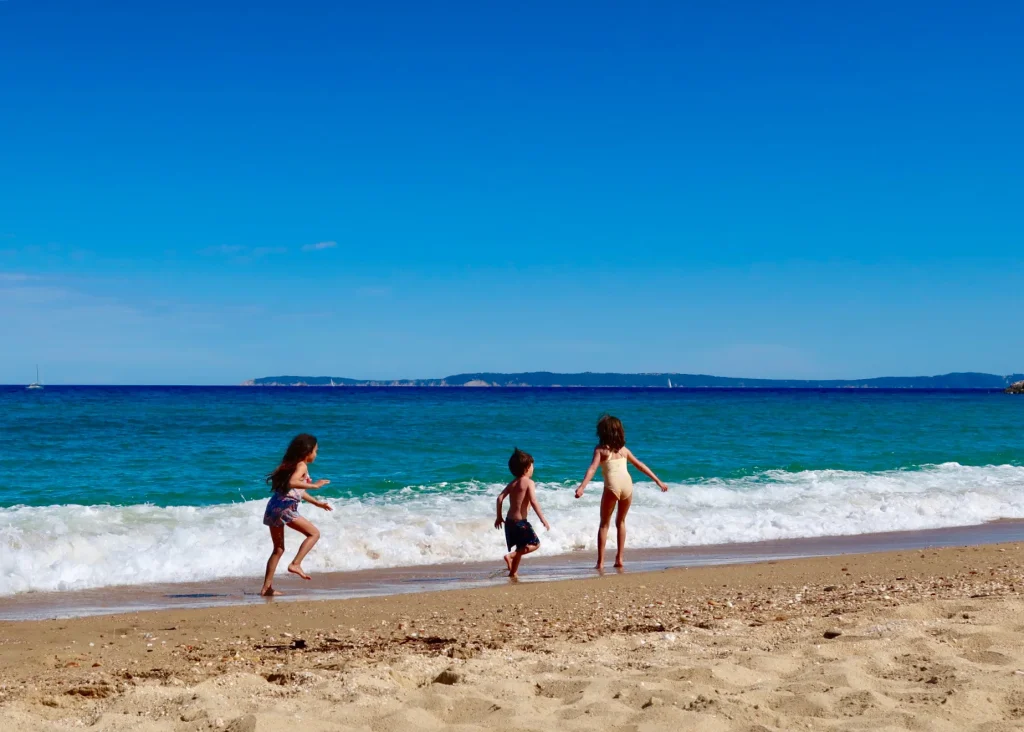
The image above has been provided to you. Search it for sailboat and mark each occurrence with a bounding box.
[27,365,43,390]
[667,378,673,389]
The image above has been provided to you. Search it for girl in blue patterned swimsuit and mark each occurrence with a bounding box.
[260,433,333,596]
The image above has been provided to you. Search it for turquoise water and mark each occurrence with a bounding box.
[1,386,1022,595]
[1,387,1020,507]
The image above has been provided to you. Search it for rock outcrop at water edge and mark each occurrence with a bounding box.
[1006,380,1024,394]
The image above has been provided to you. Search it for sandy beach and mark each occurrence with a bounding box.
[2,543,1024,730]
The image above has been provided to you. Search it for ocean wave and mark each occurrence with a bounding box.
[2,462,1023,596]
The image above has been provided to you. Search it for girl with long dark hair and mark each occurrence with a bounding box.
[260,433,332,596]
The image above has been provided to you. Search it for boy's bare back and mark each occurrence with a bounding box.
[503,476,535,522]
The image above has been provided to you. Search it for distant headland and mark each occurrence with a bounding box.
[243,372,1024,389]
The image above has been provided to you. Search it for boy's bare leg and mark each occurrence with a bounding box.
[286,516,321,580]
[596,490,617,570]
[614,497,632,568]
[261,526,286,596]
[503,552,514,573]
[509,543,538,577]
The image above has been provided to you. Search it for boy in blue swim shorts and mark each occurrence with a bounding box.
[495,448,550,578]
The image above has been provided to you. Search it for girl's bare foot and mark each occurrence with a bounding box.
[260,587,283,597]
[503,553,514,573]
[614,560,624,568]
[288,564,311,580]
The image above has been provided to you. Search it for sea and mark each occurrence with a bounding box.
[1,386,1022,616]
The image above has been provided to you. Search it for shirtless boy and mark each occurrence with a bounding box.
[494,448,550,577]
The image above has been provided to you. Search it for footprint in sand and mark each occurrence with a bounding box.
[534,680,591,705]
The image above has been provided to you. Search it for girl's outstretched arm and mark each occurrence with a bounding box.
[575,448,602,499]
[301,491,334,511]
[624,448,669,492]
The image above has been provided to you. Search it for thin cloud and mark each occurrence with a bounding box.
[302,241,337,252]
[199,245,287,260]
[200,245,246,256]
[0,272,34,282]
[251,246,288,258]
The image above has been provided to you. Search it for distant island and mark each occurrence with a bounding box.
[243,371,1024,389]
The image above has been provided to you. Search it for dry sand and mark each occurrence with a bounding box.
[3,543,1024,730]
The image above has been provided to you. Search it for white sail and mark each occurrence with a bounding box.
[27,365,43,390]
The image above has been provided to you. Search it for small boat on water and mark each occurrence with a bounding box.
[26,365,43,390]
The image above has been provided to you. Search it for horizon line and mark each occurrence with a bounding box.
[5,369,1022,388]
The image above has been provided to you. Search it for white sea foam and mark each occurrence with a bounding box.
[2,462,1023,596]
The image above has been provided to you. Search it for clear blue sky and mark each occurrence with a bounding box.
[1,0,1021,384]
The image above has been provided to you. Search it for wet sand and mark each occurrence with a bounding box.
[4,520,1024,621]
[2,542,1024,730]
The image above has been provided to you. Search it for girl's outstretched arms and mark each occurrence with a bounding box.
[301,492,333,511]
[575,448,602,498]
[624,448,669,491]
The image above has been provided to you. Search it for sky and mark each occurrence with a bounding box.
[1,0,1022,384]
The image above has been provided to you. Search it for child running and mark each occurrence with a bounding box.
[495,448,550,578]
[260,433,333,596]
[575,415,668,570]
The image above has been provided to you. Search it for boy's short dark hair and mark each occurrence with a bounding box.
[508,447,534,477]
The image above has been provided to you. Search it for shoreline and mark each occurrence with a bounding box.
[4,519,1024,621]
[2,542,1023,729]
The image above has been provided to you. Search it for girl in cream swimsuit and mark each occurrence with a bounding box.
[575,415,669,570]
[600,453,634,501]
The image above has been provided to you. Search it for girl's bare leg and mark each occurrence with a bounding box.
[614,497,632,568]
[285,516,320,580]
[261,526,286,596]
[509,543,538,577]
[596,490,618,570]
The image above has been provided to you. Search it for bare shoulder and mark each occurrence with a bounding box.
[523,477,536,490]
[622,446,635,458]
[292,462,309,478]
